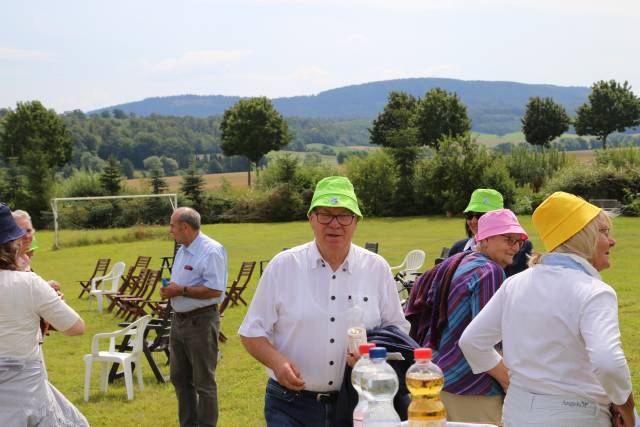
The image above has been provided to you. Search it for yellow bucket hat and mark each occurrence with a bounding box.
[532,192,602,251]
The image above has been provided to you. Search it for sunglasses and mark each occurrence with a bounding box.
[465,212,485,221]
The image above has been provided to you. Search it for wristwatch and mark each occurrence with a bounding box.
[182,286,188,297]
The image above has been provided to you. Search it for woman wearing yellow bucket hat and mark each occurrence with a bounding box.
[460,192,635,427]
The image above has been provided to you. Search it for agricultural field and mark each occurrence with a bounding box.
[127,171,255,192]
[32,216,640,426]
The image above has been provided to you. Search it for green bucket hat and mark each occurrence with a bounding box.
[307,176,363,218]
[30,235,39,252]
[464,188,504,213]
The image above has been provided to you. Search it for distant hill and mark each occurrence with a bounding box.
[91,78,591,135]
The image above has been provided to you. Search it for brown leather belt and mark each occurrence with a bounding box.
[174,304,218,320]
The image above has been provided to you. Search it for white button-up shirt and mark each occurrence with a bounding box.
[459,253,632,405]
[170,232,228,312]
[239,241,409,392]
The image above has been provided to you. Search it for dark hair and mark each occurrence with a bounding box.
[464,220,473,238]
[0,239,21,271]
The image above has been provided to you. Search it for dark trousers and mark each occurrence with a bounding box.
[170,310,220,427]
[264,378,337,427]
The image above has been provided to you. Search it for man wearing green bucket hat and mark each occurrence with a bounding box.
[240,176,409,427]
[448,188,533,277]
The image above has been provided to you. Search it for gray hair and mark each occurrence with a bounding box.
[12,210,32,222]
[175,207,201,230]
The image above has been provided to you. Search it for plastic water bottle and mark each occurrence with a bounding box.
[352,343,377,426]
[406,348,446,427]
[362,347,401,426]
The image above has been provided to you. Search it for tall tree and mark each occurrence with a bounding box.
[575,80,640,149]
[369,92,420,213]
[521,96,571,149]
[99,156,122,195]
[149,167,169,194]
[369,91,418,147]
[0,101,72,225]
[220,97,292,186]
[415,88,471,151]
[180,161,205,209]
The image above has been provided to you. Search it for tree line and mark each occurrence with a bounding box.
[1,79,639,227]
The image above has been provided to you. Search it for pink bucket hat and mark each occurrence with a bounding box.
[476,208,528,241]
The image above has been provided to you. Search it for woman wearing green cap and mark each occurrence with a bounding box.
[449,188,533,277]
[240,176,409,427]
[460,192,635,427]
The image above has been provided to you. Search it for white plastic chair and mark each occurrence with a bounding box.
[83,315,151,402]
[89,261,126,313]
[391,249,426,275]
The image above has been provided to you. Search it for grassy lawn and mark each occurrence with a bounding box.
[31,216,640,426]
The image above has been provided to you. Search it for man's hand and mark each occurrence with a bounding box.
[273,360,305,391]
[159,282,182,299]
[346,351,361,368]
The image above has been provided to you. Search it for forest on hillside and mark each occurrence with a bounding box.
[59,110,371,177]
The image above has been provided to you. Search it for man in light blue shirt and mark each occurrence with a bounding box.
[160,207,227,427]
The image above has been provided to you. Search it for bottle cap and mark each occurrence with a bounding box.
[414,348,432,359]
[369,347,387,359]
[359,343,376,355]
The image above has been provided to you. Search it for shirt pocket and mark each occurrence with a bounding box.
[351,292,380,329]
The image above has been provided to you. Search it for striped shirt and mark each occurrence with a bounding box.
[409,252,505,396]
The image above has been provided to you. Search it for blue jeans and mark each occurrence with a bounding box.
[264,378,337,427]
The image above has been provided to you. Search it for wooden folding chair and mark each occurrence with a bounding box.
[109,268,151,316]
[119,269,162,321]
[364,242,379,253]
[78,258,111,299]
[106,256,152,312]
[225,261,256,307]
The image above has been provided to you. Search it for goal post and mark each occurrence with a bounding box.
[51,193,178,249]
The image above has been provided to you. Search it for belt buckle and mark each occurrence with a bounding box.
[316,392,331,402]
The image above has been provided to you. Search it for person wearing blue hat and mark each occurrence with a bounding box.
[0,203,88,426]
[239,177,409,427]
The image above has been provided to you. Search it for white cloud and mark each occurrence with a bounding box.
[0,47,51,61]
[293,66,330,82]
[251,0,638,16]
[341,33,368,47]
[148,49,252,73]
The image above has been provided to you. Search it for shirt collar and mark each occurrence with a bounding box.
[182,232,203,255]
[309,240,354,274]
[540,252,601,280]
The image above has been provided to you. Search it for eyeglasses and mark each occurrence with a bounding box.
[465,212,485,221]
[315,212,356,226]
[502,235,524,249]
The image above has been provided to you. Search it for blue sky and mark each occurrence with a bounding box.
[1,0,638,113]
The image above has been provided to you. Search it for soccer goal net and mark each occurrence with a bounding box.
[51,194,178,249]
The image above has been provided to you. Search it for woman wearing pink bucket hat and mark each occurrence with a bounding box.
[406,208,527,425]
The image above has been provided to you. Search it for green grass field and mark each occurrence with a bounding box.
[32,216,640,426]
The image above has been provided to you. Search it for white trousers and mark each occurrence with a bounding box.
[502,385,611,427]
[0,357,89,427]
